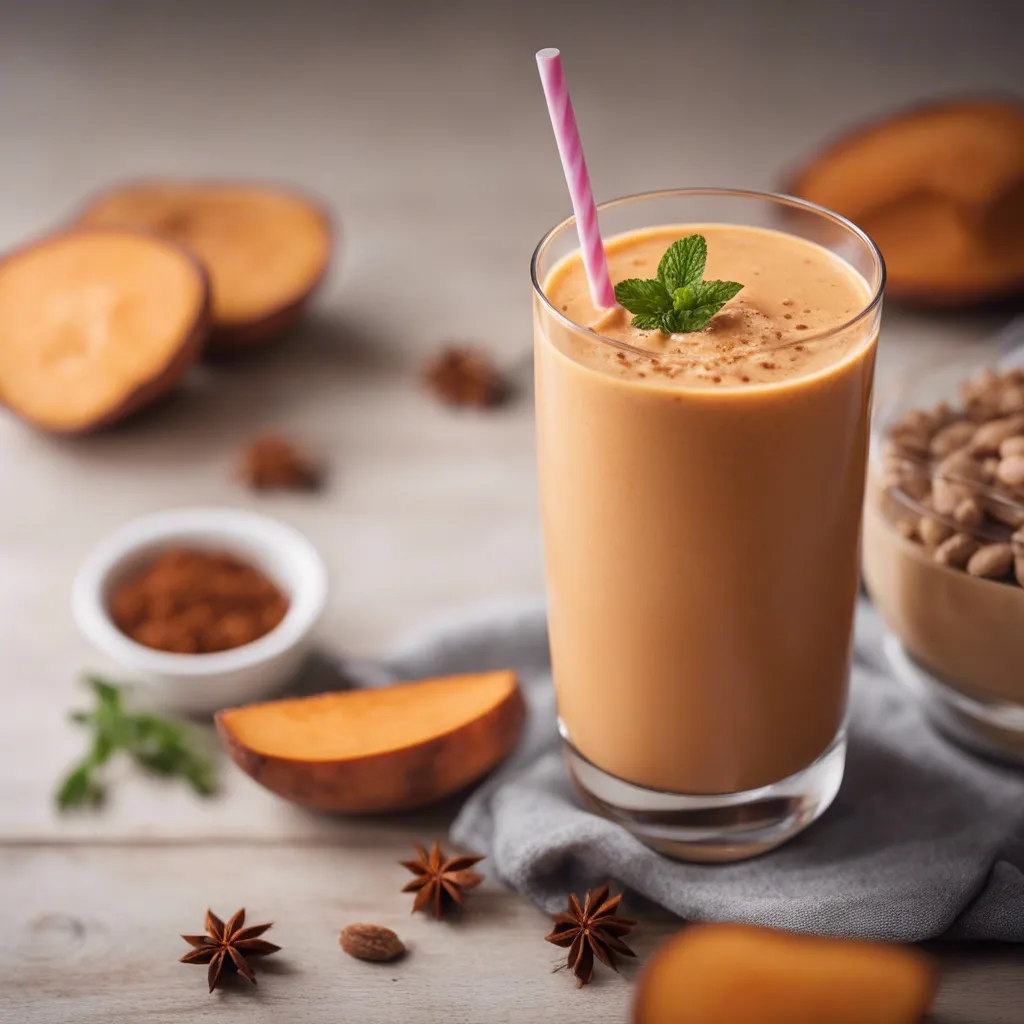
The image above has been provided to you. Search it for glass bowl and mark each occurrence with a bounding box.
[863,323,1024,763]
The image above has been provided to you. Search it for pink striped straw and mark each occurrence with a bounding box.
[535,47,617,309]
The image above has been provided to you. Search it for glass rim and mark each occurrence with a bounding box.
[530,187,887,356]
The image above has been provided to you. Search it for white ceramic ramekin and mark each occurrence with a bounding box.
[72,508,328,715]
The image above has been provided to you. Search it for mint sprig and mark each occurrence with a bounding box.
[55,676,217,811]
[613,235,743,334]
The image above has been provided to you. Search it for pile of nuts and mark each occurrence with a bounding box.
[882,367,1024,586]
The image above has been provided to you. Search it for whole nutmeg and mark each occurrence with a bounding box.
[340,923,405,963]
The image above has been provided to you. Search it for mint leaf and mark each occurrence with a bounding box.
[613,235,743,335]
[672,285,698,312]
[691,279,744,307]
[657,235,707,293]
[665,280,745,332]
[55,677,218,813]
[56,762,104,810]
[613,278,671,317]
[630,313,666,331]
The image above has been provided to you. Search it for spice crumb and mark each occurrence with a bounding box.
[424,345,507,408]
[240,435,323,492]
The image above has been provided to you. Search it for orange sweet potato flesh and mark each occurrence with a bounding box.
[215,670,526,813]
[0,228,209,433]
[787,98,1024,306]
[633,924,937,1024]
[77,181,331,353]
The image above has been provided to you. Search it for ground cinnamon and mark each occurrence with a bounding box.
[109,548,288,654]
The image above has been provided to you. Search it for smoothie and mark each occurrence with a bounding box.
[535,222,878,796]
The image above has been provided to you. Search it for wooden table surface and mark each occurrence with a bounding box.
[1,2,1022,1020]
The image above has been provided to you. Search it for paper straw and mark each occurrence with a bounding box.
[535,47,616,309]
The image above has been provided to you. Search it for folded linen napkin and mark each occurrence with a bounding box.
[343,599,1024,942]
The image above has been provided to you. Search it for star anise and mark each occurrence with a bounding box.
[545,884,637,987]
[179,908,281,992]
[423,345,507,408]
[400,841,485,919]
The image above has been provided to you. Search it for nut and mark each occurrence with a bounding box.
[936,449,986,483]
[929,420,976,457]
[987,495,1024,529]
[918,515,953,548]
[933,533,978,570]
[930,400,956,427]
[892,408,937,439]
[998,388,1024,415]
[967,543,1015,579]
[969,415,1024,456]
[999,436,1024,458]
[895,472,931,502]
[339,923,405,963]
[887,432,930,461]
[952,496,984,530]
[996,454,1024,489]
[932,478,972,516]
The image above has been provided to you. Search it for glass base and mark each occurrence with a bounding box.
[561,725,846,863]
[884,634,1024,766]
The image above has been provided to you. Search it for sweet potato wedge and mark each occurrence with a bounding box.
[77,180,331,352]
[786,97,1024,306]
[633,924,937,1024]
[0,228,209,432]
[215,670,526,812]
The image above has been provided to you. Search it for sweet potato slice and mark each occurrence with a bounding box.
[77,181,331,352]
[0,229,208,433]
[633,924,937,1024]
[786,98,1024,305]
[215,670,526,812]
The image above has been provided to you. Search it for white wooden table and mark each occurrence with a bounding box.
[1,2,1022,1020]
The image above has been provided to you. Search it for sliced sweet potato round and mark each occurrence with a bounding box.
[633,924,938,1024]
[77,181,332,352]
[0,229,209,433]
[215,670,526,813]
[786,97,1024,305]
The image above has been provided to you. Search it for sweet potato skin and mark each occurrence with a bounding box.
[784,94,1024,307]
[215,676,527,813]
[0,228,210,434]
[633,923,938,1024]
[74,179,333,354]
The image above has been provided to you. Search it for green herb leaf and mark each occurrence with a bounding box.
[629,313,668,332]
[657,235,707,293]
[613,278,672,317]
[55,677,218,813]
[690,279,744,307]
[665,280,746,332]
[614,235,743,335]
[55,765,104,811]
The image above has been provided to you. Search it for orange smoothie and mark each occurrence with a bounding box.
[535,223,878,795]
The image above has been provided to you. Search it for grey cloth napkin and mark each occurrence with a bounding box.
[344,598,1024,942]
